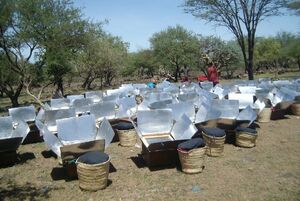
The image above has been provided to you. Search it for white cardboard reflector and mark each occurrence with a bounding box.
[213,86,225,99]
[72,98,93,114]
[9,105,36,123]
[0,116,13,139]
[200,81,213,91]
[85,91,103,103]
[36,108,45,122]
[35,119,44,132]
[237,106,257,126]
[212,99,239,119]
[253,99,266,113]
[44,108,76,132]
[228,93,254,109]
[171,114,197,140]
[144,92,172,103]
[96,118,115,148]
[50,98,70,109]
[67,95,85,104]
[90,101,116,120]
[168,102,195,121]
[13,120,30,142]
[102,94,119,102]
[177,93,198,102]
[42,126,63,157]
[148,99,173,109]
[137,109,173,135]
[238,86,257,94]
[57,115,96,145]
[116,97,136,118]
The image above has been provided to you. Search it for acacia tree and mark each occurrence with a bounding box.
[75,32,128,89]
[184,0,287,80]
[254,37,281,72]
[150,25,199,82]
[0,0,86,107]
[0,0,35,106]
[195,35,241,78]
[276,32,300,70]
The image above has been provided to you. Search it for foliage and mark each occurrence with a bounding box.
[74,27,128,88]
[195,35,241,78]
[287,0,300,15]
[150,25,199,81]
[0,0,87,106]
[184,0,287,80]
[123,49,157,78]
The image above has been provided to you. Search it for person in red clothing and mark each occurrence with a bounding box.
[207,62,219,86]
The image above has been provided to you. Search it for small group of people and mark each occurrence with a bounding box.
[147,62,219,88]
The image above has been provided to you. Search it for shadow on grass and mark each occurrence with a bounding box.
[51,163,117,182]
[0,152,35,169]
[130,155,179,172]
[0,180,56,201]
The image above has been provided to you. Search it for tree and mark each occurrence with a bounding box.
[150,25,199,82]
[287,0,300,15]
[132,49,157,78]
[276,32,300,70]
[184,0,287,80]
[195,35,241,78]
[254,37,281,71]
[0,0,86,107]
[75,31,128,89]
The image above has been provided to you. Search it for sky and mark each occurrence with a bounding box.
[74,0,300,52]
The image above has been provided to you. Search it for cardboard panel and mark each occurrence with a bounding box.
[85,91,103,103]
[9,105,36,123]
[90,101,116,120]
[50,98,70,109]
[96,118,115,148]
[57,115,96,144]
[60,139,105,161]
[0,116,13,139]
[171,114,197,140]
[137,109,173,135]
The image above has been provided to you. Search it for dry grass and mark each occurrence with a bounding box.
[1,115,300,201]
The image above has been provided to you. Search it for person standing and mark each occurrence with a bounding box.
[207,62,219,86]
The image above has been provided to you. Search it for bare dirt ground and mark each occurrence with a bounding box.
[0,115,300,201]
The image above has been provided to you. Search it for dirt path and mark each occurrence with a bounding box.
[1,115,300,201]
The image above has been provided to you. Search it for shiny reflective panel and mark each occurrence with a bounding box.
[0,116,13,139]
[57,115,96,144]
[171,114,197,140]
[50,98,70,109]
[137,109,173,135]
[89,101,116,120]
[96,118,115,148]
[9,105,36,123]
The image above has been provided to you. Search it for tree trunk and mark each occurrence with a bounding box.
[10,96,19,107]
[86,77,95,90]
[82,71,93,89]
[297,57,300,71]
[175,64,180,82]
[247,34,255,80]
[55,78,64,96]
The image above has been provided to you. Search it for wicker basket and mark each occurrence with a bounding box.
[177,147,206,174]
[202,132,225,157]
[117,129,137,147]
[76,157,110,191]
[257,108,271,123]
[235,132,257,148]
[291,103,300,116]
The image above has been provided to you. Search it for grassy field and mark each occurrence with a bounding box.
[0,115,300,201]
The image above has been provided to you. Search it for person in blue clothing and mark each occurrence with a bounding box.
[147,77,158,88]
